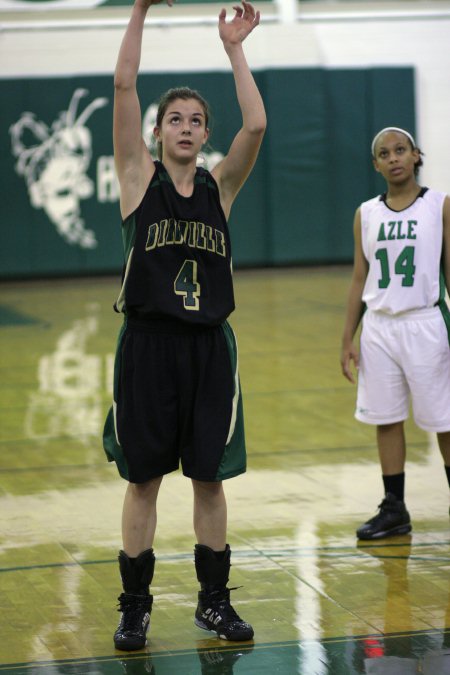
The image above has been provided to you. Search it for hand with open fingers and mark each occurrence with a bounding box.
[218,1,261,45]
[340,343,359,384]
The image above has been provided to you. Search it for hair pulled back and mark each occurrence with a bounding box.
[155,87,210,160]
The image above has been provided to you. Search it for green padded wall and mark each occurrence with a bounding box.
[0,67,414,278]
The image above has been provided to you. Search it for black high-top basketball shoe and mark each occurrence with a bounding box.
[356,493,411,540]
[114,548,155,651]
[194,544,254,641]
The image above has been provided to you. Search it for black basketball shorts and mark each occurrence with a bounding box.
[103,316,246,483]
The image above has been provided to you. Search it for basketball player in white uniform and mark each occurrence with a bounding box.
[341,127,450,539]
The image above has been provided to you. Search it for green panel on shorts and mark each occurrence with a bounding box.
[440,304,450,344]
[103,405,129,480]
[102,319,130,480]
[215,321,247,481]
[438,265,450,344]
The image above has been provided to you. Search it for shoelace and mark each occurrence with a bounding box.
[378,497,401,513]
[207,588,244,624]
[366,498,402,525]
[117,593,152,631]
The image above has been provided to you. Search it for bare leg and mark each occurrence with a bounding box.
[192,479,227,551]
[121,476,163,557]
[377,422,406,475]
[437,431,450,466]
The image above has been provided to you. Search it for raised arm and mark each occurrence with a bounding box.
[340,208,369,383]
[114,0,171,219]
[212,2,266,218]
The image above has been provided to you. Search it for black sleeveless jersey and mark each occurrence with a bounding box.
[116,161,235,326]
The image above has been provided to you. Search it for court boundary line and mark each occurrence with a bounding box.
[1,540,449,574]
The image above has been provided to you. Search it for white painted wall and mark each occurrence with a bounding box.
[1,1,449,190]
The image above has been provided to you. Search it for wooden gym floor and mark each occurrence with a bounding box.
[1,267,449,675]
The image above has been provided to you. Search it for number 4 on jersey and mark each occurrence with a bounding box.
[174,259,200,310]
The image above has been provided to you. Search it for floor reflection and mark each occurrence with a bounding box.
[24,303,112,444]
[4,636,450,675]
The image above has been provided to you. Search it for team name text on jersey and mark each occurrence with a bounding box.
[145,218,226,257]
[377,220,418,242]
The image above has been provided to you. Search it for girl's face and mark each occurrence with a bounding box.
[154,98,209,163]
[372,131,419,184]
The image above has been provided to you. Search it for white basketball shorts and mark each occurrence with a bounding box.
[356,306,450,432]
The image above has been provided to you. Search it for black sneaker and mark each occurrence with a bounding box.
[114,592,153,651]
[195,588,254,641]
[356,493,412,540]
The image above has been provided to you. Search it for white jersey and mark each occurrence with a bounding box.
[360,187,446,314]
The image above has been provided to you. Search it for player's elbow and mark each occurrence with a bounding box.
[243,105,267,136]
[250,111,267,136]
[114,68,136,92]
[247,118,267,141]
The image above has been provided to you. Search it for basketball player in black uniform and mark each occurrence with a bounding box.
[103,0,266,651]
